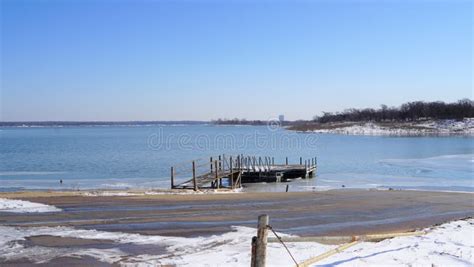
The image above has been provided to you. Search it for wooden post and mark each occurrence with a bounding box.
[251,236,258,267]
[237,155,241,171]
[210,156,213,173]
[218,155,222,171]
[170,166,175,189]
[192,161,197,191]
[215,160,219,189]
[254,214,269,267]
[230,156,234,189]
[286,157,288,165]
[219,155,223,187]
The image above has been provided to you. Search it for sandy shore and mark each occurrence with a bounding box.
[1,189,473,236]
[1,189,473,265]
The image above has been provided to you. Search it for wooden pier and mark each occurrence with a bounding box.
[171,155,317,191]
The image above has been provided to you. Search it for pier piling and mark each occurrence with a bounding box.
[192,161,197,191]
[171,166,175,189]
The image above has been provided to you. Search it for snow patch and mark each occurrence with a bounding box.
[82,188,243,197]
[0,219,473,266]
[312,118,474,136]
[0,198,61,213]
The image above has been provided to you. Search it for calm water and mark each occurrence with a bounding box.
[0,125,473,192]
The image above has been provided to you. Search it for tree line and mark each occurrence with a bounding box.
[315,99,474,123]
[212,118,267,125]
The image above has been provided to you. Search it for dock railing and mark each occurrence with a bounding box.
[171,155,317,191]
[171,155,244,190]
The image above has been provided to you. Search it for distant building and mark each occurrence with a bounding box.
[278,115,284,122]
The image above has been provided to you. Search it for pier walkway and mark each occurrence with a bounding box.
[171,155,317,191]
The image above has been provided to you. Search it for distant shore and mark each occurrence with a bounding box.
[288,118,474,135]
[0,120,208,127]
[3,118,474,136]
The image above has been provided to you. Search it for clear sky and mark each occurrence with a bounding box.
[1,0,472,121]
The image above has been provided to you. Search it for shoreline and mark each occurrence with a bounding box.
[1,186,474,198]
[1,189,473,236]
[2,182,473,196]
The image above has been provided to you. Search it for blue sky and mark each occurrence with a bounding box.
[1,0,472,121]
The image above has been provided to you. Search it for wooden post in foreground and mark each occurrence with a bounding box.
[251,236,258,267]
[192,161,197,191]
[253,214,269,267]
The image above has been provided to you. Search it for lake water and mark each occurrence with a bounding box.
[0,125,473,192]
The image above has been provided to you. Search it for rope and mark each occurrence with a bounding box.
[298,241,360,267]
[267,225,299,267]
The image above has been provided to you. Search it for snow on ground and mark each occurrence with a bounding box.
[82,191,143,196]
[418,118,474,133]
[0,198,61,213]
[82,188,243,197]
[312,118,474,136]
[313,219,474,266]
[0,218,472,266]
